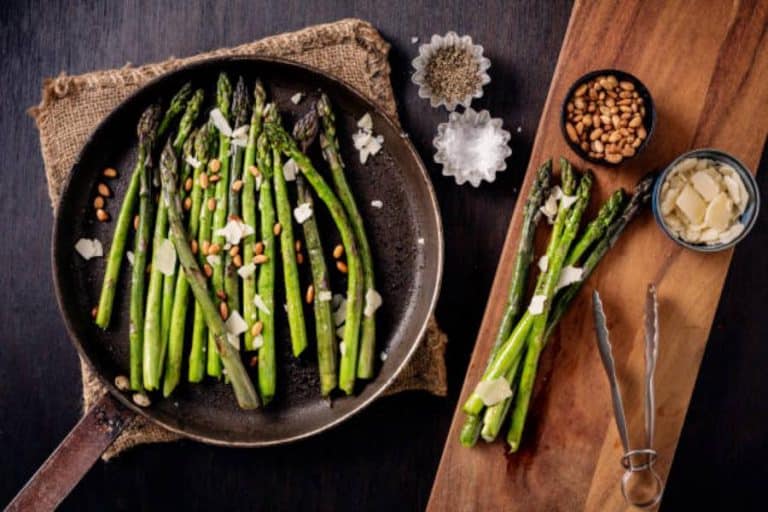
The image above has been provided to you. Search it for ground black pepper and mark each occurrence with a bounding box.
[423,46,480,104]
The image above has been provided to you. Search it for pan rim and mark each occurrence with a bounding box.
[51,55,444,447]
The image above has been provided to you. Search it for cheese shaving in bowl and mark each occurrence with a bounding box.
[474,377,512,406]
[658,155,754,247]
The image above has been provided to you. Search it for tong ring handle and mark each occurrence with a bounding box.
[620,448,663,509]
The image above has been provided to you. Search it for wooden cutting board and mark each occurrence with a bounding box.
[428,0,768,510]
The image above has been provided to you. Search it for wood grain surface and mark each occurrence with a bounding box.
[428,0,768,510]
[1,0,767,510]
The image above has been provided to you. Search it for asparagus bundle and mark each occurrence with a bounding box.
[95,83,191,329]
[127,105,162,391]
[159,141,260,409]
[317,94,378,379]
[265,119,364,395]
[92,74,388,408]
[460,159,652,451]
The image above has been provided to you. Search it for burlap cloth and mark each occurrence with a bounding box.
[31,18,447,459]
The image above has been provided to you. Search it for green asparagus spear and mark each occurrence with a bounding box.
[126,105,161,390]
[157,83,192,138]
[459,161,551,447]
[242,80,266,351]
[222,78,249,352]
[507,169,594,451]
[159,140,259,409]
[272,121,308,357]
[143,91,204,390]
[93,85,189,329]
[293,111,337,395]
[255,134,276,403]
[265,118,363,395]
[316,94,378,379]
[189,123,219,382]
[566,189,625,266]
[208,72,233,378]
[164,126,215,396]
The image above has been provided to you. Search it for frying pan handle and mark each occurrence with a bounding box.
[5,393,134,511]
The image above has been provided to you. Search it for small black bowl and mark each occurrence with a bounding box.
[560,69,656,167]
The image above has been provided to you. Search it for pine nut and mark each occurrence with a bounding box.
[232,179,243,192]
[208,243,221,255]
[97,183,111,197]
[229,245,240,257]
[202,241,210,255]
[248,165,260,177]
[209,174,220,183]
[566,123,578,143]
[219,301,229,320]
[209,159,221,173]
[295,240,302,252]
[96,208,110,222]
[134,215,139,230]
[132,393,151,408]
[254,242,264,255]
[333,244,344,259]
[296,253,304,265]
[103,167,118,178]
[250,321,263,337]
[94,196,105,209]
[184,177,193,192]
[336,261,348,274]
[233,254,242,267]
[207,198,217,211]
[199,173,209,189]
[203,264,213,277]
[273,223,281,236]
[216,290,227,301]
[191,240,198,254]
[91,306,98,319]
[605,153,623,164]
[253,254,269,264]
[183,197,192,211]
[114,375,130,391]
[305,284,315,304]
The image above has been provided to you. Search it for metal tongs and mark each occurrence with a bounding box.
[592,284,664,509]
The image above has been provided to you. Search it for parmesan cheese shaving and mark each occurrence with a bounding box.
[474,378,513,406]
[253,294,270,315]
[293,202,313,224]
[339,341,346,355]
[364,288,382,317]
[336,325,345,339]
[333,297,347,326]
[226,333,240,350]
[537,255,549,273]
[556,265,584,291]
[560,194,578,210]
[290,92,304,104]
[380,351,389,361]
[252,334,264,349]
[185,155,202,169]
[126,251,135,266]
[283,158,298,182]
[371,200,383,209]
[215,219,254,245]
[209,108,233,137]
[154,239,176,276]
[357,113,373,131]
[528,295,546,315]
[317,290,332,302]
[206,254,221,267]
[74,238,103,260]
[225,310,248,336]
[237,263,256,279]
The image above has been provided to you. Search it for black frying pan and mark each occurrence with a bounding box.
[7,57,442,510]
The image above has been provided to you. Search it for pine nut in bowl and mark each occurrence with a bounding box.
[561,69,656,167]
[652,149,760,252]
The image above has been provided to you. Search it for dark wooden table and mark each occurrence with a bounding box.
[1,1,766,510]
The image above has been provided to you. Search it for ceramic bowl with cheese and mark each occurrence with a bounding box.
[652,149,760,252]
